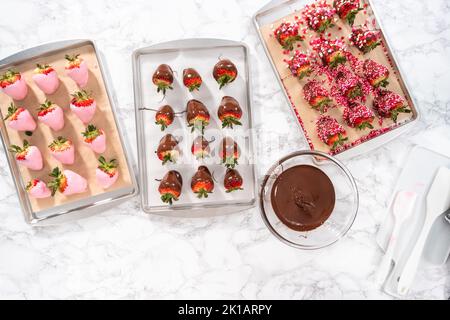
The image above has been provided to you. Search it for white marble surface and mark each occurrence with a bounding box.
[0,0,449,299]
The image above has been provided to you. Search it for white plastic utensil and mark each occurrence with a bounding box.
[397,167,450,296]
[376,191,417,287]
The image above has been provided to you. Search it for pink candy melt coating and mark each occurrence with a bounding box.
[62,170,87,195]
[28,180,51,199]
[1,78,28,100]
[8,109,36,131]
[70,101,96,124]
[85,132,106,154]
[32,71,60,94]
[66,61,89,88]
[38,106,64,131]
[51,146,75,164]
[17,146,43,171]
[96,168,118,189]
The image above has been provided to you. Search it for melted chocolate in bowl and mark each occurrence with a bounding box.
[270,165,335,232]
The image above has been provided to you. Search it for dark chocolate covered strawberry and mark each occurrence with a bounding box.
[158,170,183,204]
[362,59,389,88]
[335,66,363,100]
[274,22,304,51]
[224,169,243,193]
[186,99,210,134]
[343,103,375,130]
[213,59,237,89]
[311,37,347,68]
[156,134,180,165]
[303,2,336,33]
[152,64,174,95]
[191,136,211,159]
[316,116,348,150]
[349,27,381,54]
[333,0,363,26]
[303,80,333,113]
[218,96,242,129]
[373,90,411,123]
[288,51,313,80]
[191,166,214,199]
[219,137,240,169]
[183,68,202,92]
[155,105,175,131]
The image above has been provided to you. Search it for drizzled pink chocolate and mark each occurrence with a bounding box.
[311,37,347,68]
[274,22,304,51]
[287,51,313,79]
[343,103,375,130]
[362,59,389,88]
[373,90,411,123]
[302,1,336,33]
[316,115,347,150]
[349,26,381,54]
[303,80,332,113]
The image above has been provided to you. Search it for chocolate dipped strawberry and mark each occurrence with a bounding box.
[316,115,348,150]
[333,0,363,26]
[26,179,51,199]
[213,59,237,89]
[48,167,87,196]
[343,103,375,130]
[373,90,411,123]
[32,64,60,94]
[158,170,182,204]
[65,54,89,88]
[219,137,240,169]
[186,99,210,134]
[218,96,242,129]
[274,22,304,51]
[49,136,75,165]
[303,1,336,33]
[157,134,180,165]
[311,38,347,68]
[0,69,28,100]
[82,124,106,154]
[155,105,174,131]
[152,64,174,95]
[224,169,243,193]
[362,59,389,88]
[191,166,214,199]
[303,80,332,113]
[37,100,64,131]
[4,103,36,132]
[288,51,313,80]
[349,27,381,54]
[9,140,43,171]
[335,66,363,100]
[96,156,119,189]
[191,136,211,159]
[183,68,202,92]
[70,90,96,124]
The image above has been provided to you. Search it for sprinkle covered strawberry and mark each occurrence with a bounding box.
[96,156,119,189]
[9,140,43,171]
[0,69,28,100]
[303,1,336,33]
[349,27,381,54]
[343,103,375,130]
[48,136,75,165]
[303,80,333,113]
[183,68,202,92]
[311,37,347,68]
[186,99,210,134]
[82,124,106,154]
[26,179,51,199]
[33,64,60,94]
[191,136,211,159]
[373,90,411,123]
[287,51,313,80]
[155,105,174,131]
[274,22,304,50]
[37,100,64,131]
[213,59,238,89]
[362,59,389,88]
[316,115,348,150]
[4,103,36,132]
[70,90,96,124]
[333,0,362,26]
[219,137,240,169]
[65,54,89,87]
[335,66,363,100]
[152,64,174,95]
[224,168,243,193]
[157,134,180,165]
[191,166,214,199]
[218,96,242,129]
[48,167,87,196]
[158,170,183,204]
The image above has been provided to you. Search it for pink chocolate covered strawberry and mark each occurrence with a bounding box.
[4,103,36,132]
[303,1,336,33]
[48,167,87,196]
[343,103,375,130]
[9,140,43,171]
[32,64,60,94]
[0,70,28,100]
[333,0,363,26]
[96,156,118,189]
[274,22,304,51]
[303,80,333,113]
[311,37,347,68]
[362,59,389,88]
[82,124,106,154]
[335,66,363,100]
[373,90,411,123]
[349,27,381,54]
[49,136,75,165]
[37,100,64,131]
[26,179,51,199]
[65,54,89,87]
[316,115,348,150]
[287,51,313,80]
[70,90,96,124]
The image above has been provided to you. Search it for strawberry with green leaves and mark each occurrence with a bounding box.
[191,166,214,199]
[152,64,174,95]
[9,140,43,171]
[316,116,348,150]
[219,137,240,169]
[26,179,51,199]
[33,63,60,94]
[155,105,175,131]
[157,134,180,165]
[349,27,381,54]
[362,59,390,88]
[303,80,333,113]
[48,167,87,196]
[48,136,75,165]
[213,59,238,89]
[224,169,243,193]
[65,54,89,87]
[333,0,363,26]
[186,99,210,134]
[183,68,202,92]
[4,103,36,132]
[311,37,347,68]
[191,136,211,159]
[218,96,242,129]
[335,66,363,100]
[303,1,336,33]
[158,170,183,204]
[96,156,119,189]
[274,22,304,51]
[287,51,313,80]
[82,124,106,154]
[373,90,411,123]
[37,100,64,131]
[70,90,96,124]
[343,103,375,130]
[0,69,28,100]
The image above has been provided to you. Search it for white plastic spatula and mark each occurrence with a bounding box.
[397,167,450,296]
[376,191,417,287]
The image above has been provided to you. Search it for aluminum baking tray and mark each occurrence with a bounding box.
[132,38,257,216]
[254,0,420,159]
[0,39,138,225]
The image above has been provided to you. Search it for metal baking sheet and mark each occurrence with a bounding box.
[132,38,257,215]
[253,0,420,159]
[0,39,138,225]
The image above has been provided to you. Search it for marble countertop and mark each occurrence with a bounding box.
[0,0,449,299]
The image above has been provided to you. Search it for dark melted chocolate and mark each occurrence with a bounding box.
[152,64,174,83]
[218,96,242,118]
[186,99,209,123]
